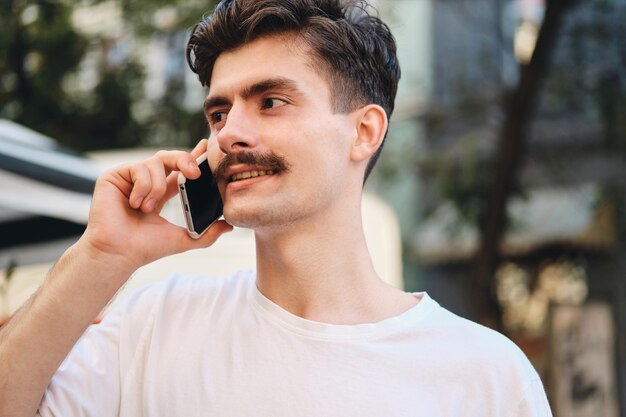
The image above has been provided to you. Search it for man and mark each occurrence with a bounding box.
[0,0,552,416]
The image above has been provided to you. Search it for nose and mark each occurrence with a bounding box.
[215,105,259,154]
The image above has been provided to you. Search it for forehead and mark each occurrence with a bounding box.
[208,35,331,100]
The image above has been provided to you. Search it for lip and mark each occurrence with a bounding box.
[225,171,276,191]
[222,164,278,190]
[223,164,277,183]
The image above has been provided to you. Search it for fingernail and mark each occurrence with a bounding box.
[189,162,199,172]
[144,198,156,211]
[135,197,144,208]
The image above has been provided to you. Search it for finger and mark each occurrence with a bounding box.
[128,164,152,209]
[139,158,170,212]
[190,139,209,159]
[160,141,209,204]
[196,220,234,247]
[171,220,233,253]
[161,170,186,207]
[151,143,210,210]
[153,150,200,180]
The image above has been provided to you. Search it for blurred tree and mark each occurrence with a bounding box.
[0,0,216,151]
[0,0,142,150]
[114,0,217,148]
[474,0,580,329]
[422,0,626,330]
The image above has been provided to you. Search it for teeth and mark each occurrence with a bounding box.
[231,170,275,182]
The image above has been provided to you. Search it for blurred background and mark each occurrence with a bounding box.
[0,0,625,415]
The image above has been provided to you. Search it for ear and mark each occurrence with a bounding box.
[350,104,388,163]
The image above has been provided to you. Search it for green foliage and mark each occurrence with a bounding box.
[0,0,216,151]
[1,2,79,124]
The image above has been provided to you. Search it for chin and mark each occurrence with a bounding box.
[223,204,297,230]
[223,207,272,229]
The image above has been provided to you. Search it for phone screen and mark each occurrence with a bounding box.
[178,156,223,238]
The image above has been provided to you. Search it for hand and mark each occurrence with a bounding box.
[80,140,232,273]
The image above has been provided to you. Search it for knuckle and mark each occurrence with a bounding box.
[132,167,149,182]
[147,152,167,168]
[149,182,167,196]
[132,168,150,184]
[183,154,197,166]
[95,175,107,186]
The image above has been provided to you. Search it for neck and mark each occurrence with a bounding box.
[253,198,416,324]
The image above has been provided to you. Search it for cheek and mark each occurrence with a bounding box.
[206,139,222,172]
[294,135,350,192]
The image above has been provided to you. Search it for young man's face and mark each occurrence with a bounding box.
[204,35,360,230]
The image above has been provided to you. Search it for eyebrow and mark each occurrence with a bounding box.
[203,77,301,114]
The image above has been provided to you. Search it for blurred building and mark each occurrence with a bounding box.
[0,120,94,263]
[412,0,626,415]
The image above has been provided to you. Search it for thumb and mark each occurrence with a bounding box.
[189,220,234,249]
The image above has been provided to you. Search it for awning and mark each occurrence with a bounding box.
[0,120,100,247]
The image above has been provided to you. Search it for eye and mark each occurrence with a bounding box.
[208,111,228,127]
[261,98,288,110]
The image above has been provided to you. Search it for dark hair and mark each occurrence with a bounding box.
[186,0,400,181]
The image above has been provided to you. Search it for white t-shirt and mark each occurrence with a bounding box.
[38,271,552,416]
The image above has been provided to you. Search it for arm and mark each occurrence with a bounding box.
[0,141,232,417]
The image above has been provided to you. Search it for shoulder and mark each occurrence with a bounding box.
[417,296,551,415]
[426,297,524,351]
[106,270,255,325]
[420,294,541,381]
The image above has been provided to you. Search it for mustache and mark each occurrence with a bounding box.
[214,151,291,182]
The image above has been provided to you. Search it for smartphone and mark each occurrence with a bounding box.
[178,154,223,239]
